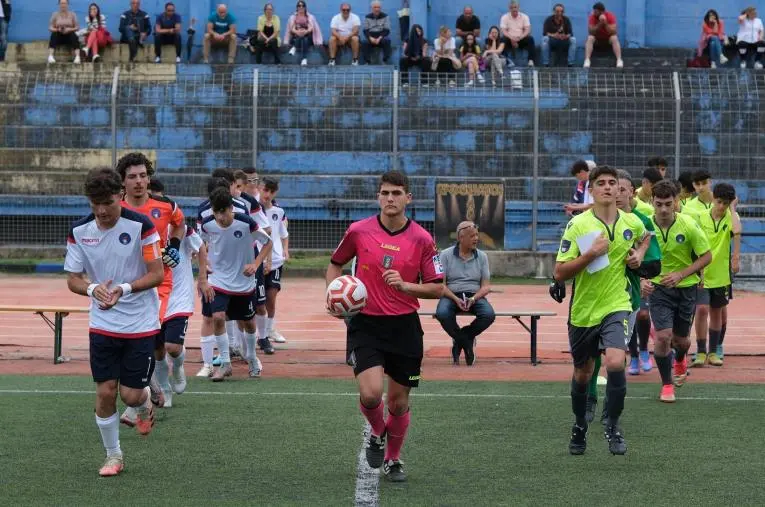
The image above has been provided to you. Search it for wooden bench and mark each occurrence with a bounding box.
[419,310,557,366]
[0,305,89,364]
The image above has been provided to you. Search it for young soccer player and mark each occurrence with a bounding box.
[554,165,650,456]
[260,177,290,346]
[677,171,696,208]
[198,187,272,380]
[647,180,711,402]
[682,170,714,220]
[647,156,668,178]
[65,168,165,476]
[564,160,595,216]
[692,183,741,367]
[326,170,444,482]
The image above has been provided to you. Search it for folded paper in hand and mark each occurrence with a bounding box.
[576,231,609,274]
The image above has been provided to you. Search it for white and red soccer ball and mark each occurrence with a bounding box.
[326,275,367,318]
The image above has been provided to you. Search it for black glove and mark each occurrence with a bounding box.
[549,279,566,303]
[162,237,181,268]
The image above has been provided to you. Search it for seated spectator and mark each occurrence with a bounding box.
[119,0,151,63]
[736,6,765,69]
[699,9,728,69]
[363,1,391,64]
[435,221,495,366]
[564,159,595,216]
[285,1,323,66]
[48,0,81,64]
[483,26,505,86]
[399,24,429,86]
[254,3,281,64]
[500,1,536,67]
[154,2,182,63]
[0,0,9,63]
[542,3,576,67]
[430,26,461,87]
[460,33,483,86]
[329,3,361,66]
[455,6,480,49]
[584,2,622,68]
[81,3,111,63]
[204,3,237,64]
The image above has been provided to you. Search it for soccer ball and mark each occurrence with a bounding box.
[326,275,367,318]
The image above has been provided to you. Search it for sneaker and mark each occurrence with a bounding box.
[258,337,275,355]
[92,54,100,62]
[212,363,233,382]
[47,55,56,64]
[149,376,165,408]
[639,351,652,372]
[135,403,155,436]
[352,59,359,66]
[604,423,627,455]
[585,396,597,424]
[673,356,688,387]
[120,406,137,428]
[248,357,263,378]
[175,56,181,63]
[366,432,386,469]
[527,60,534,68]
[172,363,186,394]
[691,352,707,367]
[270,329,287,343]
[155,56,161,64]
[451,340,460,365]
[328,59,336,66]
[196,363,214,377]
[755,62,764,70]
[99,454,124,477]
[707,352,723,366]
[434,79,441,87]
[162,390,173,408]
[616,58,624,68]
[74,54,81,64]
[720,54,728,64]
[448,80,456,87]
[569,424,587,455]
[383,459,406,482]
[477,73,485,84]
[741,62,747,69]
[464,338,476,366]
[711,62,717,69]
[301,58,308,66]
[660,384,676,403]
[583,58,591,68]
[627,357,640,375]
[465,79,474,87]
[491,79,497,87]
[289,47,297,56]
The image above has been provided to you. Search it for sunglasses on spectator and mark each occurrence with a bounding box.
[342,8,350,12]
[458,224,478,233]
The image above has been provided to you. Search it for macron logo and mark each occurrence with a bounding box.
[81,238,100,245]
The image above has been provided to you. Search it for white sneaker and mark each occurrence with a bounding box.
[83,47,90,57]
[711,62,717,69]
[352,59,359,66]
[92,54,100,62]
[616,59,624,68]
[289,47,297,56]
[162,390,173,408]
[741,62,747,69]
[175,56,181,63]
[155,56,161,64]
[300,58,307,66]
[172,363,186,394]
[720,54,728,64]
[477,73,485,84]
[434,79,441,87]
[196,363,214,377]
[328,59,335,66]
[74,54,81,64]
[465,80,474,87]
[120,406,137,427]
[270,329,287,343]
[583,58,591,68]
[755,62,763,70]
[527,60,534,67]
[248,357,263,378]
[448,80,456,87]
[47,55,56,64]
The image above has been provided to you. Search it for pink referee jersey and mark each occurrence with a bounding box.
[165,225,203,321]
[331,216,443,316]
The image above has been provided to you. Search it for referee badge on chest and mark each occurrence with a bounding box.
[382,254,394,269]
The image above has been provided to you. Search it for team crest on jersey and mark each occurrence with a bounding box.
[382,255,394,269]
[234,230,243,238]
[623,229,633,241]
[151,208,161,219]
[560,239,571,253]
[676,234,686,244]
[118,233,131,245]
[272,213,278,221]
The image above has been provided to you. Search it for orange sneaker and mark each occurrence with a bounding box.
[99,455,124,477]
[135,403,154,436]
[673,357,688,387]
[660,384,676,403]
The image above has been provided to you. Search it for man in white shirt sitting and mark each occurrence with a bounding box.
[499,0,536,67]
[329,2,361,66]
[736,6,765,69]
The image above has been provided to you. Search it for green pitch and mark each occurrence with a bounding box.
[1,376,763,506]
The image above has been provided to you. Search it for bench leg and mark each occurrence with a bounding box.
[530,316,539,366]
[54,312,64,365]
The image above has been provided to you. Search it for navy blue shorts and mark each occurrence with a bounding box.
[89,332,156,389]
[265,266,282,291]
[203,289,257,321]
[254,265,267,306]
[161,316,189,345]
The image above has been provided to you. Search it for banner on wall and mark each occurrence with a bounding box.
[434,181,505,251]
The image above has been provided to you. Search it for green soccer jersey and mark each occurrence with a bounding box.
[681,196,712,220]
[626,209,662,310]
[633,197,654,218]
[557,209,647,327]
[651,212,711,288]
[698,209,734,288]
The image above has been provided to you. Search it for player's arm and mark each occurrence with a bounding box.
[389,279,443,299]
[730,200,742,273]
[244,227,272,275]
[386,239,444,299]
[626,232,651,271]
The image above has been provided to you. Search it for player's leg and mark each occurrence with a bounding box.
[241,313,262,378]
[255,268,274,354]
[197,291,220,377]
[626,307,640,375]
[353,349,387,469]
[636,302,652,372]
[211,308,233,381]
[586,354,600,423]
[267,267,287,343]
[692,287,710,366]
[461,297,496,366]
[435,295,465,365]
[150,327,167,408]
[649,287,676,403]
[670,287,695,388]
[601,312,630,455]
[707,288,728,366]
[718,304,728,358]
[118,335,158,437]
[383,371,415,483]
[226,319,240,357]
[568,324,598,455]
[90,333,125,476]
[164,317,189,397]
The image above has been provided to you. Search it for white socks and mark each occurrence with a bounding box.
[226,320,239,350]
[200,335,216,364]
[215,333,230,364]
[96,413,121,457]
[255,315,268,340]
[135,386,152,417]
[240,326,249,358]
[245,332,258,362]
[171,348,185,371]
[266,317,274,337]
[155,353,170,391]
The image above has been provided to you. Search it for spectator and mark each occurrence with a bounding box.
[455,5,480,49]
[119,0,151,63]
[584,2,622,68]
[204,4,237,64]
[435,221,495,366]
[460,33,483,86]
[363,1,391,65]
[430,26,461,87]
[699,9,727,69]
[329,3,361,66]
[285,1,323,66]
[254,3,281,64]
[542,3,576,67]
[736,6,764,69]
[154,2,182,64]
[0,0,12,63]
[81,3,111,63]
[564,159,595,216]
[483,26,505,86]
[500,1,536,67]
[399,24,429,86]
[48,0,81,64]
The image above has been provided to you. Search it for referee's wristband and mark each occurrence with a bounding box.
[86,283,98,297]
[118,283,133,297]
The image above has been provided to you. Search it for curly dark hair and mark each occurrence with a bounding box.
[713,183,736,203]
[652,179,678,200]
[116,152,155,181]
[85,168,123,203]
[209,186,233,213]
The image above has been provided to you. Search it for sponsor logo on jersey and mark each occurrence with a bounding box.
[119,233,131,245]
[81,238,100,245]
[380,243,401,252]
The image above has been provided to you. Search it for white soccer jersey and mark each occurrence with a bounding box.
[196,196,248,232]
[199,212,271,295]
[165,225,203,320]
[64,208,161,338]
[265,205,289,269]
[240,191,271,231]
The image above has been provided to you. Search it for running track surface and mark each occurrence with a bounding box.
[1,275,764,383]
